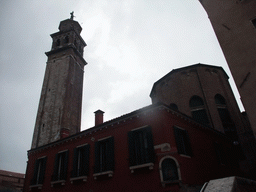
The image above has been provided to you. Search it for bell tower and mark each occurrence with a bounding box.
[31,14,87,149]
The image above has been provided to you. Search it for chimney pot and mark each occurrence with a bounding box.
[60,128,70,139]
[94,110,104,126]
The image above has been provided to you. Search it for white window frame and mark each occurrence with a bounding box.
[159,156,181,187]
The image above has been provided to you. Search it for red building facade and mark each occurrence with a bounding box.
[150,64,256,176]
[24,104,239,192]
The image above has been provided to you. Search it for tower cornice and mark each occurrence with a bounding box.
[45,45,87,66]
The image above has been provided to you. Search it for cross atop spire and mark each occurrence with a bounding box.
[70,11,75,20]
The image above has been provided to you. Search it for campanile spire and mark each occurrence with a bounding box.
[31,17,87,149]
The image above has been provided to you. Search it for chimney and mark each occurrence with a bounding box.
[94,110,104,126]
[60,128,70,139]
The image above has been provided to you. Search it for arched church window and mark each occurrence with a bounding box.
[56,39,60,46]
[215,94,226,105]
[64,36,69,44]
[74,39,77,47]
[215,94,236,138]
[170,103,178,111]
[189,96,210,125]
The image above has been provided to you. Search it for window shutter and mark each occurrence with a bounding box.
[52,153,59,181]
[62,150,69,180]
[135,130,144,164]
[81,145,90,176]
[83,145,90,175]
[31,159,40,185]
[146,127,155,163]
[38,157,47,184]
[128,131,136,166]
[214,142,227,165]
[174,127,184,154]
[174,127,193,156]
[184,130,193,157]
[72,148,78,177]
[94,141,100,173]
[106,137,115,171]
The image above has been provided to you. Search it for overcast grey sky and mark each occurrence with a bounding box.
[0,0,243,173]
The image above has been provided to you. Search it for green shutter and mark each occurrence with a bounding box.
[81,145,90,176]
[72,148,78,177]
[52,153,59,181]
[72,145,90,177]
[94,141,100,173]
[38,157,47,184]
[184,130,193,157]
[174,126,193,156]
[128,131,136,166]
[61,150,69,180]
[84,145,90,175]
[214,142,227,165]
[106,137,115,171]
[31,159,40,185]
[146,127,155,163]
[174,127,184,155]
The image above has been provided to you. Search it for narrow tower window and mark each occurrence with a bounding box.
[189,95,210,125]
[251,18,256,29]
[56,39,60,46]
[74,39,77,47]
[215,94,236,138]
[170,103,178,111]
[64,36,69,44]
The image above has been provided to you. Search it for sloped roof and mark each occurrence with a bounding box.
[28,102,229,154]
[0,169,25,178]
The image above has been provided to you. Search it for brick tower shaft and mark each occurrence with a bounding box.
[31,17,87,149]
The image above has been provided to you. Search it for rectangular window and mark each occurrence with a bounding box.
[52,150,69,182]
[71,144,90,178]
[214,142,227,165]
[94,137,114,174]
[31,157,47,186]
[174,126,193,157]
[252,18,256,28]
[128,126,155,167]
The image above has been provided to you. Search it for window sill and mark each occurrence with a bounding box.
[180,154,191,158]
[51,180,65,187]
[70,176,87,183]
[130,162,154,173]
[30,184,43,190]
[93,171,113,179]
[161,180,181,187]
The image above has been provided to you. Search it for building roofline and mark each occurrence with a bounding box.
[149,63,229,97]
[0,169,25,178]
[28,102,230,155]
